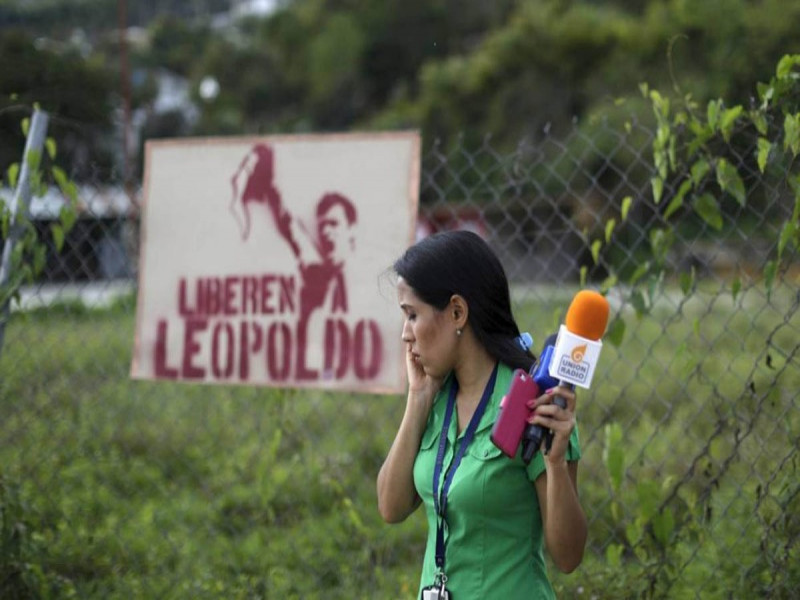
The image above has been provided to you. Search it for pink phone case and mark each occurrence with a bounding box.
[491,369,540,458]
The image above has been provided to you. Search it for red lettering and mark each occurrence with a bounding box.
[239,321,264,381]
[197,278,207,315]
[267,322,291,380]
[223,277,237,315]
[154,319,179,378]
[156,315,383,384]
[211,321,234,378]
[260,275,275,314]
[354,319,382,380]
[242,276,258,314]
[206,279,221,315]
[323,318,350,379]
[182,318,208,379]
[177,278,196,317]
[279,276,295,313]
[294,321,317,381]
[177,274,298,317]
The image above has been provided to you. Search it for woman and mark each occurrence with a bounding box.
[377,230,586,599]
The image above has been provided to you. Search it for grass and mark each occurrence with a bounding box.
[0,282,798,598]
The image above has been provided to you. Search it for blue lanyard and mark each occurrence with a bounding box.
[432,363,498,573]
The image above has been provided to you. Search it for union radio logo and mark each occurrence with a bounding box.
[558,343,590,384]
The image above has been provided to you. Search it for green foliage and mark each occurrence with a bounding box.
[584,52,800,335]
[0,305,429,598]
[1,5,799,599]
[5,0,800,184]
[560,278,799,598]
[0,111,78,317]
[141,15,211,77]
[369,0,800,149]
[2,281,799,598]
[565,52,800,599]
[640,53,800,298]
[0,474,78,598]
[0,30,115,180]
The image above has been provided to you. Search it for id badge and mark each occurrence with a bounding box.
[421,585,451,600]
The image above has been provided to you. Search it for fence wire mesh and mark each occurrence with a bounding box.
[1,114,799,599]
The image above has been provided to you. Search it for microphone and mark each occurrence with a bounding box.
[551,289,610,388]
[520,290,610,463]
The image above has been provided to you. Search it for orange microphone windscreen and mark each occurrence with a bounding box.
[565,290,610,341]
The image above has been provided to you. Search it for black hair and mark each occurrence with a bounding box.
[393,230,535,371]
[317,192,357,225]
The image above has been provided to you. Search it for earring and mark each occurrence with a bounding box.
[456,328,462,337]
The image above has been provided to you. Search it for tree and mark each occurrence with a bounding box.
[0,29,115,181]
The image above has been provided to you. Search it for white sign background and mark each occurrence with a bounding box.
[131,131,420,394]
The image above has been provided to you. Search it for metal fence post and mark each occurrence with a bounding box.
[0,108,50,358]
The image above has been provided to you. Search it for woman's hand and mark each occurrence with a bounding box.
[526,385,577,463]
[405,342,443,412]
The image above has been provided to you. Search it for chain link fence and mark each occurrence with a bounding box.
[1,111,799,598]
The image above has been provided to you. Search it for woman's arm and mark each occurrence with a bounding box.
[534,459,586,572]
[530,386,588,572]
[376,344,441,523]
[376,391,430,523]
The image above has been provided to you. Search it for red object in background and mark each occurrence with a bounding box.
[416,206,487,241]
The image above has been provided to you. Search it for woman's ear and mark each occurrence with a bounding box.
[449,294,469,329]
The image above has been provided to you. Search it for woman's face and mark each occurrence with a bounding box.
[397,277,456,378]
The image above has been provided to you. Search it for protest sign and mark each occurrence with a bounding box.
[131,131,420,394]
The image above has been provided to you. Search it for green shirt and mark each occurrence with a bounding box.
[413,362,581,599]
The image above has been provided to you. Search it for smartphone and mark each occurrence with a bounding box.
[491,369,540,458]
